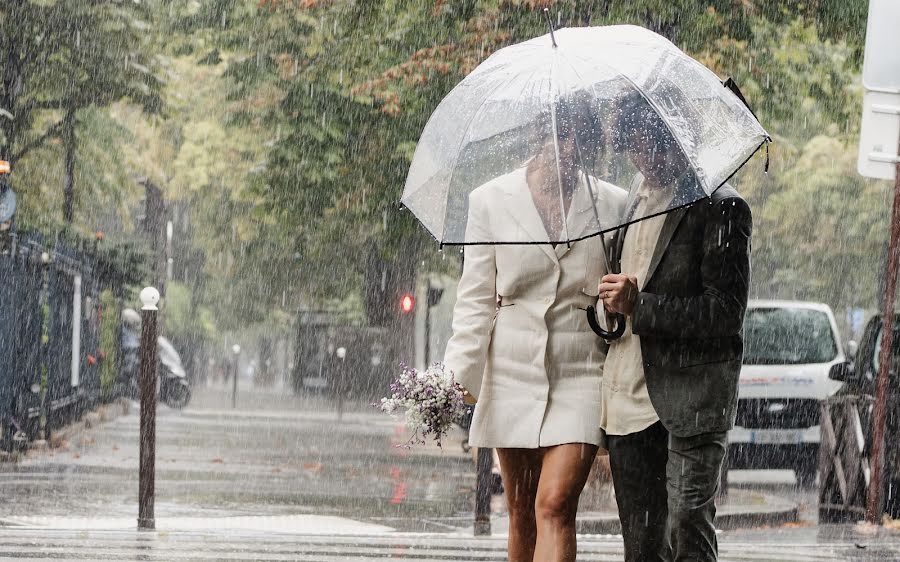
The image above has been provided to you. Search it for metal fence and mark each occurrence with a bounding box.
[0,232,125,450]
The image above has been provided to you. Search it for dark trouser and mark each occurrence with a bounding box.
[606,421,727,562]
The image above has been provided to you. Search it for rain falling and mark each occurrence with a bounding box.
[0,1,899,561]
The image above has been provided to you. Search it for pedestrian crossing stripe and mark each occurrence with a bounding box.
[0,530,893,561]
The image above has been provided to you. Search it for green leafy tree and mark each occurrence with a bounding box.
[1,0,161,228]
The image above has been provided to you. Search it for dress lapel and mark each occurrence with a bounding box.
[611,176,645,274]
[644,205,689,286]
[555,174,590,260]
[644,171,702,285]
[558,173,628,261]
[501,168,558,264]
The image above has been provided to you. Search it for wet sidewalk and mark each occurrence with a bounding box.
[0,383,800,538]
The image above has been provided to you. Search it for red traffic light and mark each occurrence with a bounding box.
[400,293,415,313]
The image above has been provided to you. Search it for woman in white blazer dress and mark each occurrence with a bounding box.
[443,118,626,561]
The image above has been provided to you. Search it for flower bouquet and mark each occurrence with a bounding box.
[377,362,468,448]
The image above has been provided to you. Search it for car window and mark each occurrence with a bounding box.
[743,307,838,365]
[870,324,900,376]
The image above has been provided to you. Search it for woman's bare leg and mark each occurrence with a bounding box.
[533,443,598,562]
[497,448,544,562]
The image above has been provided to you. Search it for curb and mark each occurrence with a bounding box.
[18,398,130,459]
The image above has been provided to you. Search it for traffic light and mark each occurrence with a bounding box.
[399,293,415,314]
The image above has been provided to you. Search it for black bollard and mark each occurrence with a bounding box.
[231,344,240,409]
[474,447,492,536]
[336,347,346,422]
[138,287,159,531]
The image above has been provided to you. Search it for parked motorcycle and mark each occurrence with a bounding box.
[119,309,192,409]
[157,335,192,409]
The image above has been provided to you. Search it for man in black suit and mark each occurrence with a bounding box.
[598,92,752,562]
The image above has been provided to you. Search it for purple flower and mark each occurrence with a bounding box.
[374,362,466,448]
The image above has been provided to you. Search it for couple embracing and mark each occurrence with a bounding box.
[443,91,752,562]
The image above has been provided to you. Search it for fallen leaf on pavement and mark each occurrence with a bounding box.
[302,462,323,474]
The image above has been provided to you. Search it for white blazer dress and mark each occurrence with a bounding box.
[443,167,627,448]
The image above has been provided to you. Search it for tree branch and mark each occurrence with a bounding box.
[12,118,66,162]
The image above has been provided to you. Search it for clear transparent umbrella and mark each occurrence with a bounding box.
[401,23,769,246]
[401,20,769,339]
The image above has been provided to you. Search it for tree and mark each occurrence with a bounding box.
[0,0,161,224]
[165,0,864,327]
[7,0,872,336]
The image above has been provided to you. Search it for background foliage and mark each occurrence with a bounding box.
[1,0,884,346]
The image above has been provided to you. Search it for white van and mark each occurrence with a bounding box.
[727,300,846,486]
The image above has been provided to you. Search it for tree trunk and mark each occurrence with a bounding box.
[62,105,76,223]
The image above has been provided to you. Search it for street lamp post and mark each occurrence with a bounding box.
[231,344,241,409]
[138,286,160,531]
[335,346,346,421]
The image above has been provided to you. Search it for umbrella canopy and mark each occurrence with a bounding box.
[401,24,769,245]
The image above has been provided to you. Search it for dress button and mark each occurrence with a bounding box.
[544,296,552,304]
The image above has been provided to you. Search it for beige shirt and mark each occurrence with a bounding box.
[599,182,674,436]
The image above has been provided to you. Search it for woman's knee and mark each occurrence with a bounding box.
[535,488,578,523]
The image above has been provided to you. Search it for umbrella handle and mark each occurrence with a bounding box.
[586,306,626,341]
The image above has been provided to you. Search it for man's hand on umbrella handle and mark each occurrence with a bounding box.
[599,274,638,316]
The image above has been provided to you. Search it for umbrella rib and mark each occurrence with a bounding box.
[559,56,617,237]
[564,49,710,194]
[565,49,767,195]
[548,51,571,245]
[439,67,544,243]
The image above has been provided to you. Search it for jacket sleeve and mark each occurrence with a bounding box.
[631,197,752,339]
[442,192,496,399]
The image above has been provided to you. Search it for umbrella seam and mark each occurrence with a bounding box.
[402,68,521,239]
[439,66,544,242]
[564,49,715,194]
[558,54,620,236]
[548,48,572,245]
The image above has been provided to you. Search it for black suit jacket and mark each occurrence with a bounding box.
[611,183,752,437]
